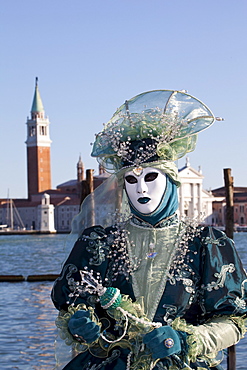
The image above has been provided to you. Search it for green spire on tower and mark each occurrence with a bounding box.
[31,77,44,113]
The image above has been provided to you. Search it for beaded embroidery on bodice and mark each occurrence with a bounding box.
[126,219,181,320]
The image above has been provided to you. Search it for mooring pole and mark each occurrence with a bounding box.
[86,169,95,227]
[224,168,236,370]
[224,168,234,240]
[86,169,94,195]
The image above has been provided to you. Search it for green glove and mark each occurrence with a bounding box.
[68,310,100,344]
[143,326,182,360]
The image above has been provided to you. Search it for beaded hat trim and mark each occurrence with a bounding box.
[91,90,215,173]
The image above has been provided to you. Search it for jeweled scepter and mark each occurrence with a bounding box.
[77,269,193,370]
[79,268,161,327]
[78,268,163,370]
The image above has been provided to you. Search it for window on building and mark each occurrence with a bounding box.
[29,126,36,136]
[39,126,46,135]
[240,205,244,213]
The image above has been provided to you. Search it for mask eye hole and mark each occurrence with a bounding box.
[144,172,158,182]
[125,175,137,184]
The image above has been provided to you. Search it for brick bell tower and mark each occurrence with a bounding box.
[25,78,52,198]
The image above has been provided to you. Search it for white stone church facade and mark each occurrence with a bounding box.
[178,158,215,225]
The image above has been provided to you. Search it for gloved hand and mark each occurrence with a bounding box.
[68,309,100,344]
[143,326,182,360]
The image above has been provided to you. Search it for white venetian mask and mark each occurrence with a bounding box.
[124,167,167,214]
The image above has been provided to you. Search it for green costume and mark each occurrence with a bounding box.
[51,90,247,370]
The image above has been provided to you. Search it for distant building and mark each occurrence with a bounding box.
[37,193,55,232]
[212,187,247,229]
[0,79,108,233]
[178,157,215,224]
[0,80,231,233]
[26,77,52,198]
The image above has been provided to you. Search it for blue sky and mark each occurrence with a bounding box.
[1,0,247,198]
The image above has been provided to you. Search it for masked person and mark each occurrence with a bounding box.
[51,90,247,370]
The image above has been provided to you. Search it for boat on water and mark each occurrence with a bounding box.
[236,225,247,232]
[0,198,26,232]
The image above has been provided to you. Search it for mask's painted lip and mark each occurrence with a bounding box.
[138,197,151,204]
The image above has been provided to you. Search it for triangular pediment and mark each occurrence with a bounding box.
[179,165,204,179]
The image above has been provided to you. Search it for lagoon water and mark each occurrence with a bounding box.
[0,234,68,370]
[0,233,247,369]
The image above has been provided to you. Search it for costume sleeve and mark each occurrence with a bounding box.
[174,227,247,365]
[194,316,244,355]
[51,225,109,311]
[200,227,247,319]
[172,314,246,366]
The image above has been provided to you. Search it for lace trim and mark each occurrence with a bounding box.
[172,317,203,363]
[172,315,247,367]
[55,304,99,352]
[230,315,247,337]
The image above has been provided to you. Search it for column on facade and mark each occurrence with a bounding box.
[198,182,202,216]
[192,183,197,218]
[179,185,184,218]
